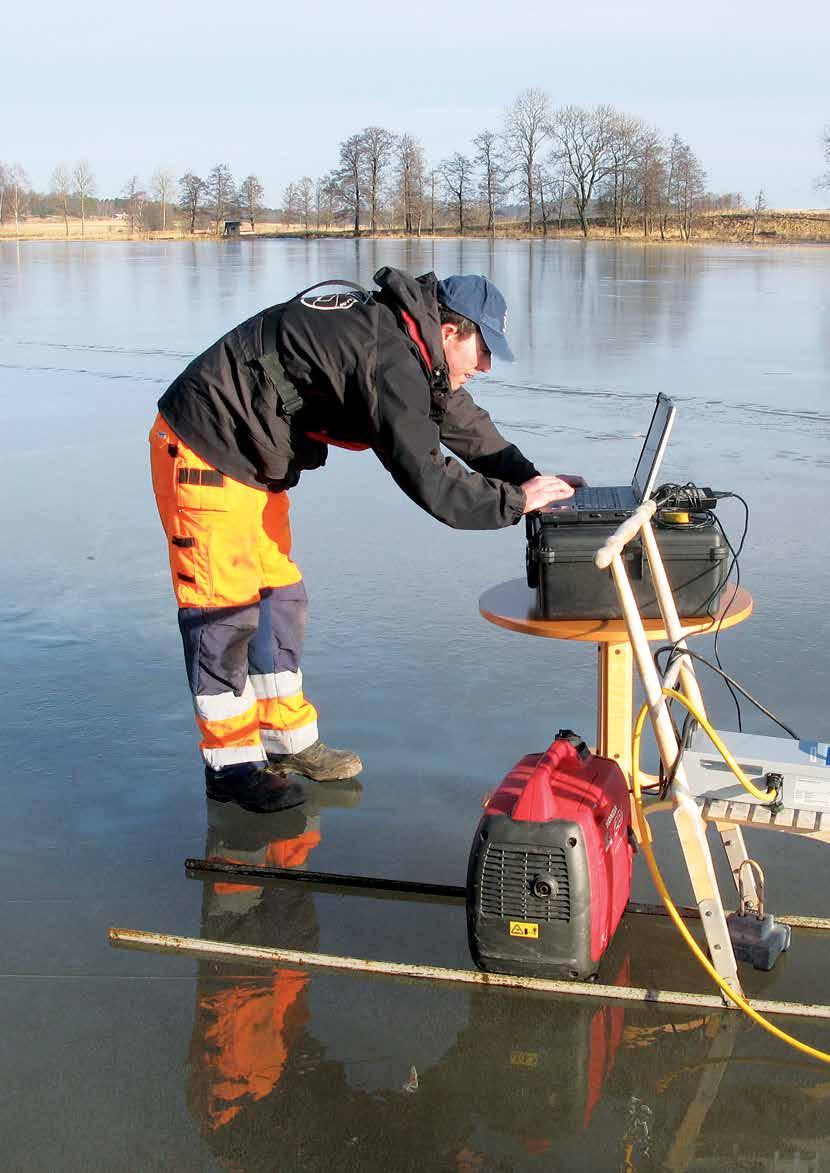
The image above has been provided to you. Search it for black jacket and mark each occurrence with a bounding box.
[158,267,538,530]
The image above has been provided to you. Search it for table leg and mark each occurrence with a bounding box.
[596,642,634,779]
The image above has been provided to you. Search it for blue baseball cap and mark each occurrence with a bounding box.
[436,274,514,363]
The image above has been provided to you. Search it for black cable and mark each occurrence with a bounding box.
[652,488,749,728]
[653,645,800,740]
[655,698,684,794]
[711,493,749,710]
[709,514,744,727]
[657,709,698,799]
[652,482,712,512]
[645,485,798,796]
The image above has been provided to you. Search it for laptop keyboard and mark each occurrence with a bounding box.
[574,487,628,510]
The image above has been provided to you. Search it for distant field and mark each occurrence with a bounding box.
[691,209,830,243]
[0,217,295,241]
[2,212,829,244]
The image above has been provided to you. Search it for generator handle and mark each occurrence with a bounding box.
[522,739,580,790]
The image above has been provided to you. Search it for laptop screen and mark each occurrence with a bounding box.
[631,394,676,502]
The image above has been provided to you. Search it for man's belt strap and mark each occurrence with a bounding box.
[259,352,304,418]
[259,283,369,420]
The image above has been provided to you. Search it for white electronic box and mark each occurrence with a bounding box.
[681,730,830,813]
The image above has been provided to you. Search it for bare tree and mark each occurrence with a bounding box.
[429,169,438,234]
[394,134,426,235]
[314,177,325,232]
[150,168,175,231]
[660,135,684,240]
[705,192,742,211]
[554,162,568,231]
[179,173,205,234]
[533,164,548,235]
[534,162,562,236]
[337,133,365,236]
[123,176,146,235]
[751,189,766,241]
[358,126,394,234]
[72,159,95,237]
[440,153,473,234]
[503,87,552,233]
[282,182,298,228]
[552,104,615,237]
[205,164,235,235]
[473,130,507,236]
[412,160,425,237]
[631,127,665,238]
[239,174,265,231]
[51,163,72,237]
[667,137,706,240]
[818,126,830,191]
[9,165,30,233]
[0,162,7,223]
[603,112,644,235]
[315,173,339,231]
[297,176,314,233]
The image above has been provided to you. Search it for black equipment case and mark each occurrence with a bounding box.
[526,514,728,620]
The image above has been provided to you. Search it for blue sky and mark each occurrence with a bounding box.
[4,0,828,210]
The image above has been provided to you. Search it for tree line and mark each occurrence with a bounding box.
[279,95,740,241]
[3,94,829,239]
[0,160,267,237]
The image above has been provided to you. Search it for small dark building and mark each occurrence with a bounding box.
[223,220,241,237]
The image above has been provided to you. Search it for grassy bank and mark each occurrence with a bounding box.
[3,211,830,245]
[0,217,291,242]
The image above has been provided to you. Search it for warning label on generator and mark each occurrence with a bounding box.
[510,1051,539,1067]
[509,920,539,939]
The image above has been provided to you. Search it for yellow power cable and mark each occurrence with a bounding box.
[632,696,830,1066]
[660,688,776,803]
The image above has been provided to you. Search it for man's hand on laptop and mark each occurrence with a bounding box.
[521,474,585,514]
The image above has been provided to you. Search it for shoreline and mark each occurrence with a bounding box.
[2,214,830,248]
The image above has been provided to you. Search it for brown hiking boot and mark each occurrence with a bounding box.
[267,739,363,782]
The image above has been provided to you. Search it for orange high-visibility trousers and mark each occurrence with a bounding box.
[149,413,319,769]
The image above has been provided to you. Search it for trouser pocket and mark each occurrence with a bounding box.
[149,413,302,608]
[150,414,223,605]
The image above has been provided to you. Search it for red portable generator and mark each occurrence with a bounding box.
[466,731,634,981]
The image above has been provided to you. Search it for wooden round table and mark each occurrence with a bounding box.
[479,580,753,777]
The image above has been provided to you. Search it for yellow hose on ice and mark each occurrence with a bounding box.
[632,695,830,1065]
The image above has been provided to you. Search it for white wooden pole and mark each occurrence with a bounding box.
[640,517,761,907]
[607,548,743,994]
[639,518,706,711]
[108,927,830,1020]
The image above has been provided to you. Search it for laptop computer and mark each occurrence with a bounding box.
[540,393,676,523]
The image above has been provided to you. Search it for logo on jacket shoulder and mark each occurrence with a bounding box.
[301,292,362,311]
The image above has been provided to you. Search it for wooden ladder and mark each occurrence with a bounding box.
[593,501,814,992]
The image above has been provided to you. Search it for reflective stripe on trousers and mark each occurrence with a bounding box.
[149,414,318,767]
